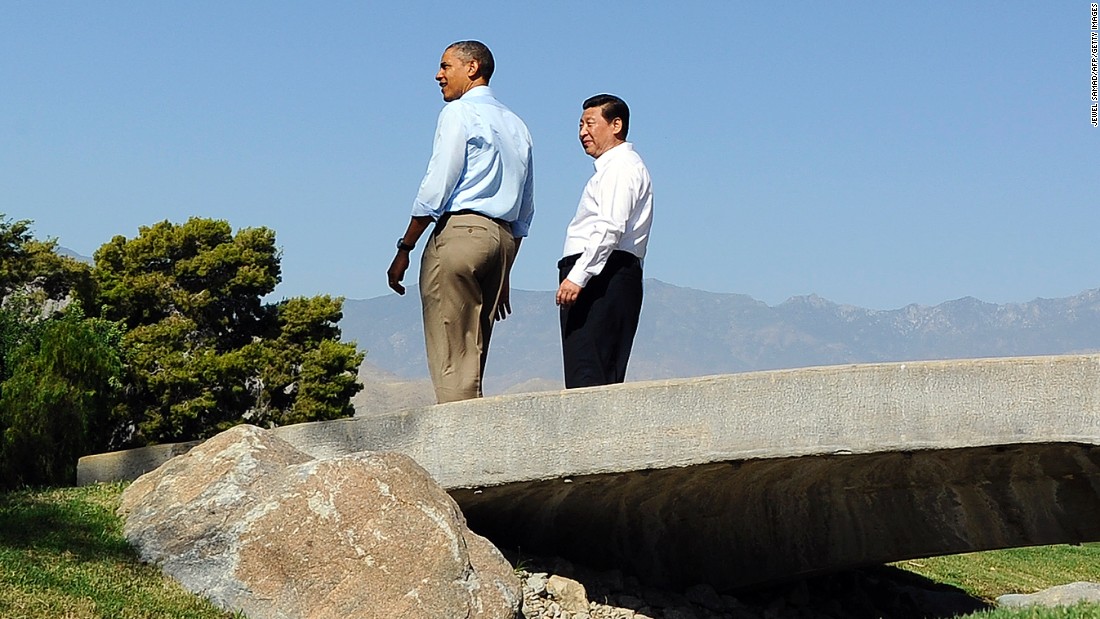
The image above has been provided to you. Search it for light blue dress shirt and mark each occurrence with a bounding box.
[412,86,535,238]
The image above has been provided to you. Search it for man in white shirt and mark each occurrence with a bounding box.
[387,41,535,403]
[556,94,653,388]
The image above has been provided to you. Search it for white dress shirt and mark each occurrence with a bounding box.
[562,142,653,287]
[412,85,535,237]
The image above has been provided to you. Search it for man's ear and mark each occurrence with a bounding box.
[466,59,480,79]
[611,117,624,138]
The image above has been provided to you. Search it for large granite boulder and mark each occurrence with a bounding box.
[119,424,520,619]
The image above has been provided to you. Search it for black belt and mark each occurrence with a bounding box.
[442,209,512,229]
[558,250,640,270]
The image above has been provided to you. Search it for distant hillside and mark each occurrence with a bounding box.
[341,286,565,397]
[351,360,435,416]
[341,280,1100,398]
[57,247,92,263]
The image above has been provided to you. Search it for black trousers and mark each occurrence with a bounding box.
[558,250,643,388]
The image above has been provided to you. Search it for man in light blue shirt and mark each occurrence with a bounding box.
[387,40,534,403]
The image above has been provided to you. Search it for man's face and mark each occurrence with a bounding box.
[579,106,622,159]
[436,49,474,102]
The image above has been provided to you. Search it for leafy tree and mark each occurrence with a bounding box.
[0,304,124,488]
[0,216,124,488]
[1,213,94,389]
[93,217,363,445]
[0,298,35,386]
[243,296,363,427]
[0,213,93,312]
[94,217,278,343]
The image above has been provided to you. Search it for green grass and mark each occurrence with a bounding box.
[895,544,1100,618]
[896,544,1100,600]
[0,483,238,619]
[0,484,1097,618]
[964,603,1100,619]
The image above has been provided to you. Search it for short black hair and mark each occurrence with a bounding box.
[583,94,630,139]
[447,40,495,82]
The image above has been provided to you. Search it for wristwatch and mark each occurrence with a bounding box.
[396,239,415,252]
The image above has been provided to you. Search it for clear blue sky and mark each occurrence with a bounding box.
[3,2,1096,310]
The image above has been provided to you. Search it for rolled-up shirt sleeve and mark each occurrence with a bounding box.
[412,104,466,219]
[511,152,535,238]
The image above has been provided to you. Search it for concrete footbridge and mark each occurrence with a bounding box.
[79,354,1100,588]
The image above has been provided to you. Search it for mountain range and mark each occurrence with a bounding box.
[342,280,1100,410]
[50,247,1100,404]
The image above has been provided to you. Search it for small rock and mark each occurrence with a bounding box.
[548,575,591,614]
[686,583,724,611]
[762,597,787,619]
[720,594,748,611]
[664,606,702,619]
[997,581,1100,608]
[527,572,550,594]
[642,589,680,608]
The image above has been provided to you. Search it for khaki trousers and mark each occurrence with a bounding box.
[419,213,517,403]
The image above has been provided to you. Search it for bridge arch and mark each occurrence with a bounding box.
[79,354,1100,587]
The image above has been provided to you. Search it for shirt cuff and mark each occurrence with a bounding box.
[566,266,591,288]
[410,203,441,219]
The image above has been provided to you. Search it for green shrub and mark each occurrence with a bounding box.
[0,304,124,489]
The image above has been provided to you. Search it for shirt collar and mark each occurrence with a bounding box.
[593,141,633,171]
[461,85,493,99]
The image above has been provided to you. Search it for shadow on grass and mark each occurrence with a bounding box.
[0,487,133,563]
[509,547,993,619]
[731,565,992,619]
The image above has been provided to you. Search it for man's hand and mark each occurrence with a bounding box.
[556,279,583,307]
[387,216,432,295]
[495,273,512,320]
[387,252,410,295]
